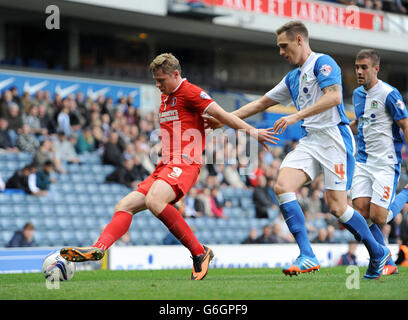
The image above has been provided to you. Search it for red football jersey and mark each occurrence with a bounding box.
[158,79,214,165]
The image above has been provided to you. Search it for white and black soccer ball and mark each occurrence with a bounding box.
[42,251,76,281]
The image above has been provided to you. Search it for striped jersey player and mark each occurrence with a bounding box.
[350,49,408,276]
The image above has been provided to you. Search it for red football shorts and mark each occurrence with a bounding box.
[135,161,201,204]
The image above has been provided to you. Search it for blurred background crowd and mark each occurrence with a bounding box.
[1,85,408,262]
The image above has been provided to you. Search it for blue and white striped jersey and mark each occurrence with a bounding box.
[353,80,408,165]
[266,52,349,135]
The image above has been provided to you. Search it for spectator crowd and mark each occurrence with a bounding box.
[1,85,408,253]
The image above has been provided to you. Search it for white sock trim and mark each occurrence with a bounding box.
[338,205,354,224]
[277,192,297,205]
[386,210,393,224]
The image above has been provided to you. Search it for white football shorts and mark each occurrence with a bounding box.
[351,161,400,209]
[280,124,356,191]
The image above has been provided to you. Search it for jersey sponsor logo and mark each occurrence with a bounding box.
[200,91,211,100]
[159,110,179,123]
[319,64,332,77]
[396,99,405,110]
[370,100,378,109]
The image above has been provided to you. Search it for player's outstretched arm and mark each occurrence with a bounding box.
[349,119,358,135]
[204,95,279,130]
[205,102,279,150]
[273,84,342,134]
[397,118,408,146]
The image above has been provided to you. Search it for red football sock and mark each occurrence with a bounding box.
[158,204,204,256]
[93,211,133,250]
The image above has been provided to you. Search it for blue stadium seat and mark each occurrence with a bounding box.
[140,230,153,245]
[40,204,55,216]
[16,152,33,162]
[74,230,90,246]
[0,217,17,230]
[211,229,225,244]
[27,205,41,217]
[55,205,68,216]
[86,184,99,194]
[46,230,65,246]
[61,230,77,245]
[44,217,60,230]
[67,163,82,173]
[245,207,256,218]
[0,205,13,217]
[10,193,26,204]
[2,231,14,246]
[226,218,239,229]
[72,183,88,193]
[196,230,212,244]
[0,192,10,203]
[201,217,216,228]
[57,217,72,229]
[240,197,254,208]
[229,197,240,208]
[96,217,110,229]
[15,217,28,229]
[72,217,84,229]
[215,218,228,229]
[67,205,82,216]
[34,231,49,246]
[12,204,28,217]
[231,208,243,218]
[76,194,90,205]
[30,216,46,230]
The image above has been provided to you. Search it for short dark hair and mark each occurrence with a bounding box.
[276,20,309,41]
[23,222,34,231]
[43,160,53,167]
[356,49,380,66]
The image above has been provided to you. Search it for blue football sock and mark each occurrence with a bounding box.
[369,224,396,266]
[279,199,315,258]
[388,188,408,222]
[339,206,383,258]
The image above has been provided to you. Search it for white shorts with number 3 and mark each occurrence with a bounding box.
[351,161,400,209]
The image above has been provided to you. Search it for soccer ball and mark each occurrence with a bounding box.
[42,251,76,281]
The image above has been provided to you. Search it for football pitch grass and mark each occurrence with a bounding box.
[1,267,408,300]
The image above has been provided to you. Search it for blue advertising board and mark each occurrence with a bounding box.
[0,247,56,273]
[0,69,141,105]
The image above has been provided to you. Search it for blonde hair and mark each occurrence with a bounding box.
[149,53,181,74]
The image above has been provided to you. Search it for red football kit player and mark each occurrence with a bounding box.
[60,53,278,280]
[136,78,212,204]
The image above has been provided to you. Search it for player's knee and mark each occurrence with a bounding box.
[353,205,369,219]
[370,213,387,226]
[145,194,163,216]
[114,199,130,214]
[273,181,288,195]
[329,204,348,218]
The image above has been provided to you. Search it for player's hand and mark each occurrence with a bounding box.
[203,115,223,130]
[251,128,280,151]
[273,113,300,134]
